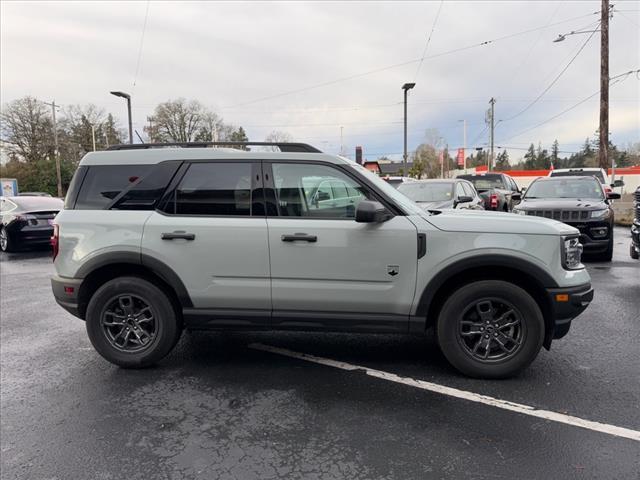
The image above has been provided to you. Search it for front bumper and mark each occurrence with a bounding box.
[546,283,593,339]
[565,220,612,253]
[51,275,83,319]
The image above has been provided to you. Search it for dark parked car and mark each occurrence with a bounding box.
[0,196,63,252]
[397,179,484,210]
[458,172,521,211]
[513,176,620,261]
[631,186,639,260]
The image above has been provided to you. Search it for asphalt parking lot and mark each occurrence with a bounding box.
[1,227,638,480]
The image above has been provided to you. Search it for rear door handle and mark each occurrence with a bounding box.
[281,233,317,243]
[161,231,196,241]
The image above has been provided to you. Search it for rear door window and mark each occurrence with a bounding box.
[165,162,253,216]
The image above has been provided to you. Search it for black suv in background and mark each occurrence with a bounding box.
[513,176,620,261]
[458,173,521,211]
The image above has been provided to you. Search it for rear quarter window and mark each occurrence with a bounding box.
[74,165,152,210]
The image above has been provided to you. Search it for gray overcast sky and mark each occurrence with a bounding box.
[1,0,638,162]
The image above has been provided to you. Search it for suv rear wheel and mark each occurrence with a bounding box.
[436,280,544,379]
[85,277,182,368]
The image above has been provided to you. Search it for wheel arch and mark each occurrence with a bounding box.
[75,252,192,319]
[416,255,557,349]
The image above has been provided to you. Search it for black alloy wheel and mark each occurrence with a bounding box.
[458,298,525,363]
[101,294,157,353]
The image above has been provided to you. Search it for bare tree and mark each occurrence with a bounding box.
[0,96,54,163]
[264,130,293,151]
[149,98,207,142]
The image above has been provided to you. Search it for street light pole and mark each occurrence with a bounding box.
[110,91,133,144]
[402,83,416,175]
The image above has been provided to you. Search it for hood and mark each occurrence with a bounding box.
[517,198,607,211]
[415,199,454,210]
[424,209,578,236]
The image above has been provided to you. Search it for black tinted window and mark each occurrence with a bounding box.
[75,165,151,210]
[110,162,180,210]
[168,163,252,216]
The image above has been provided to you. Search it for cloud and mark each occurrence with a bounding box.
[1,1,638,161]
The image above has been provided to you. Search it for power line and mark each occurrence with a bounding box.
[506,2,562,86]
[501,20,601,123]
[414,0,444,81]
[225,11,599,108]
[498,69,639,143]
[132,1,151,88]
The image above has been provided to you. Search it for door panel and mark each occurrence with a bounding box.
[142,213,270,310]
[141,161,270,318]
[266,161,418,323]
[267,217,418,316]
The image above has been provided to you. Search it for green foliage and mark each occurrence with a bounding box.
[0,158,75,196]
[494,149,510,170]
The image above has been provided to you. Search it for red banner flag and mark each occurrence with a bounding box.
[457,148,465,167]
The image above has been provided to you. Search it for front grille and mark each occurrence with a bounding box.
[526,210,589,221]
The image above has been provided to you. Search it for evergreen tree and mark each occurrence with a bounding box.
[524,143,536,169]
[551,139,559,166]
[494,149,510,170]
[229,126,249,149]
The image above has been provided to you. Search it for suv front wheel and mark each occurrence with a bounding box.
[436,280,544,379]
[85,277,182,368]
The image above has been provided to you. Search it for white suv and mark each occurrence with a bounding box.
[51,142,593,378]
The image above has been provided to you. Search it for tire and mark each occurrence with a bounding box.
[85,276,182,368]
[436,280,544,379]
[0,227,14,252]
[631,243,639,260]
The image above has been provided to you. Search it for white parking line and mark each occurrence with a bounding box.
[248,343,640,443]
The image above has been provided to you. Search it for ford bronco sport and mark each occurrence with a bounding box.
[51,142,593,378]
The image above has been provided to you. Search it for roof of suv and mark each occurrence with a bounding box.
[79,147,348,166]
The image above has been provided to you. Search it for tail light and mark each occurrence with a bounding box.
[490,194,498,209]
[51,224,59,260]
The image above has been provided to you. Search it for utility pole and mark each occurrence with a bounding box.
[44,100,62,197]
[91,125,96,151]
[147,116,154,143]
[489,97,496,171]
[599,0,609,171]
[340,126,344,156]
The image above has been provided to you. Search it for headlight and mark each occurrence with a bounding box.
[562,236,583,270]
[513,208,527,215]
[590,209,609,219]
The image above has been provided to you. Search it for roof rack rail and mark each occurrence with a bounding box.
[105,142,322,153]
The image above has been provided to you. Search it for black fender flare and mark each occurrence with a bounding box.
[414,254,558,318]
[75,251,193,308]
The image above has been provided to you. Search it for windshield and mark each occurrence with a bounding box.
[549,170,605,183]
[348,164,425,215]
[397,182,453,202]
[458,175,504,190]
[524,178,604,200]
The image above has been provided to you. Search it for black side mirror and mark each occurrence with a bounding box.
[612,179,624,188]
[607,192,621,200]
[511,192,522,201]
[455,195,473,206]
[355,200,390,223]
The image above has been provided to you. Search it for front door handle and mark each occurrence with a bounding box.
[161,231,196,241]
[281,233,317,243]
